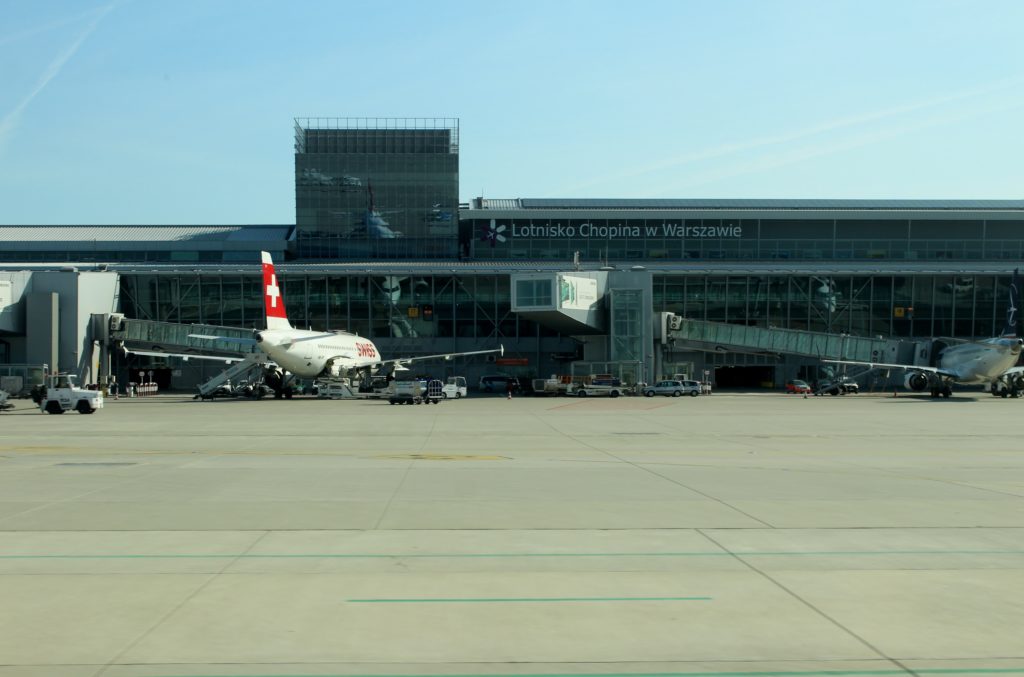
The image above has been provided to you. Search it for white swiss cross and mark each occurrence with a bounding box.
[266,274,281,308]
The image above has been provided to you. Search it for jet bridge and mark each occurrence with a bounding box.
[666,316,916,364]
[98,316,263,396]
[110,318,260,360]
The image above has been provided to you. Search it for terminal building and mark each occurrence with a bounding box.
[1,118,1023,391]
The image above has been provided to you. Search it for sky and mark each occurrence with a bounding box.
[1,0,1024,225]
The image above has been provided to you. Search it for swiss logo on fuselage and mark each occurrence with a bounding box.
[355,341,376,358]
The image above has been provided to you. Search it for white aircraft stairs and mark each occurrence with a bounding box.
[196,354,266,399]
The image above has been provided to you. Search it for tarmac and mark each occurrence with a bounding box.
[0,390,1022,677]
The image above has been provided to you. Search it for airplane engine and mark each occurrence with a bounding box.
[904,372,930,392]
[323,360,347,379]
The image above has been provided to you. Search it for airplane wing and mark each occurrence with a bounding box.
[378,345,504,369]
[126,349,254,364]
[188,334,259,346]
[822,359,960,380]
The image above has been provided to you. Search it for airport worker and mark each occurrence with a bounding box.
[506,379,513,399]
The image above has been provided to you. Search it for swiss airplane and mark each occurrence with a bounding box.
[185,250,503,395]
[195,251,502,397]
[825,269,1023,398]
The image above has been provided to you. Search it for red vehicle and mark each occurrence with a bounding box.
[785,379,811,394]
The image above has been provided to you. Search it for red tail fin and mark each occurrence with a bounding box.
[261,251,292,330]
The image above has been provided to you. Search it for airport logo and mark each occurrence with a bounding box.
[481,220,507,247]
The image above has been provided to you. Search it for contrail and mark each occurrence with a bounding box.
[0,4,115,149]
[0,5,109,47]
[647,98,1024,195]
[554,75,1024,196]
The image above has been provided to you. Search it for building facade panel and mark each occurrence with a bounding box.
[294,118,459,260]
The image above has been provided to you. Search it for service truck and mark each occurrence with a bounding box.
[567,375,627,398]
[39,374,104,414]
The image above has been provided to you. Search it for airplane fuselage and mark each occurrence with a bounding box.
[938,337,1023,385]
[256,328,380,379]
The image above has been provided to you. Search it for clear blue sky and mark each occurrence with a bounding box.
[2,0,1023,224]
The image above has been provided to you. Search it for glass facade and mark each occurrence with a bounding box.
[653,274,1014,340]
[462,215,1024,262]
[609,289,643,362]
[294,118,459,259]
[121,272,541,342]
[120,271,1016,343]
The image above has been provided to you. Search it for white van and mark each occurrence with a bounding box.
[442,376,467,399]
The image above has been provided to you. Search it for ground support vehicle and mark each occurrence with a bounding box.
[0,390,13,412]
[815,377,859,396]
[316,380,358,399]
[642,380,700,397]
[532,378,569,396]
[425,379,444,403]
[389,379,444,405]
[39,374,103,414]
[442,376,467,399]
[233,380,273,399]
[357,376,391,398]
[990,376,1023,398]
[567,372,639,398]
[567,381,626,398]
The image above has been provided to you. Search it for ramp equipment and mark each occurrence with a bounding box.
[195,355,266,400]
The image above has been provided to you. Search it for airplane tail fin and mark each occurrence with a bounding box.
[1000,268,1020,338]
[261,251,292,330]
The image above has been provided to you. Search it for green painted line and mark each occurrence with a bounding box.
[2,549,1024,560]
[153,667,1024,677]
[347,596,712,603]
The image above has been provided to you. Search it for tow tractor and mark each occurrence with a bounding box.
[441,376,467,399]
[39,374,104,414]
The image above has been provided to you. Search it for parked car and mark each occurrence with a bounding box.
[478,375,520,393]
[642,379,700,397]
[785,379,812,394]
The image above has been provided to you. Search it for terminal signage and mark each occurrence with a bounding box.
[501,222,743,240]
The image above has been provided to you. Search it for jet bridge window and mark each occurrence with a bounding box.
[515,279,553,307]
